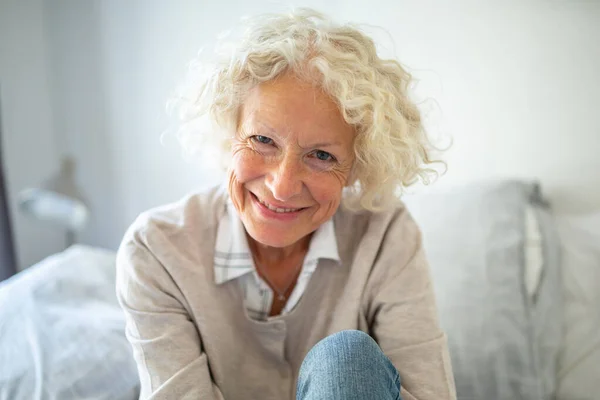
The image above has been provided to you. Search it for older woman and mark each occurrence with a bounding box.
[116,8,456,400]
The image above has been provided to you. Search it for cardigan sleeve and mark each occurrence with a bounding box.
[367,208,457,400]
[115,219,225,400]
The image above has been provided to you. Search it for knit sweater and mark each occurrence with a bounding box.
[116,184,457,400]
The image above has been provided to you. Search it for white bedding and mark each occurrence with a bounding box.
[555,212,600,400]
[0,245,139,400]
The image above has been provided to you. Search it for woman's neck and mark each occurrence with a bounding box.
[246,232,312,267]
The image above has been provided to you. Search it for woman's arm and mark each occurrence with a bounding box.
[116,224,224,400]
[367,209,457,400]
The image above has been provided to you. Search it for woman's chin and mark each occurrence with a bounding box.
[248,228,308,249]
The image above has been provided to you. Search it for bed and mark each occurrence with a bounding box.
[0,180,598,400]
[0,246,138,400]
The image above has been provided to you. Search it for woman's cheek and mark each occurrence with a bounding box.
[228,148,254,209]
[227,167,246,213]
[312,179,343,205]
[233,151,262,182]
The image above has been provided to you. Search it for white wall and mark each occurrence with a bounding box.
[36,0,600,255]
[45,1,125,252]
[0,0,64,271]
[351,1,600,214]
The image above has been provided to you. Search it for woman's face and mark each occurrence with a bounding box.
[228,73,355,249]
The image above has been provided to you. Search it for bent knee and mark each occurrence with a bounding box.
[303,330,381,367]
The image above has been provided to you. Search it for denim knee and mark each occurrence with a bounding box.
[304,330,381,367]
[297,330,401,400]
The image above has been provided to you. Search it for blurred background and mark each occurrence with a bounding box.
[1,2,599,399]
[1,0,598,272]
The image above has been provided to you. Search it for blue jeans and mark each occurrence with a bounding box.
[297,330,402,400]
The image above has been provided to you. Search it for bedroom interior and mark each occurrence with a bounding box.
[0,1,598,399]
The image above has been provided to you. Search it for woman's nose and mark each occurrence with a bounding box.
[265,154,303,202]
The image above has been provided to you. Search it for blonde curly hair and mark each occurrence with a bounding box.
[170,8,441,211]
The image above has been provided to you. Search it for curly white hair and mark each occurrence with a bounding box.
[169,8,442,211]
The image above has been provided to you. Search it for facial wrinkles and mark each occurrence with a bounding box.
[232,77,355,203]
[228,165,244,212]
[240,84,354,170]
[228,130,256,212]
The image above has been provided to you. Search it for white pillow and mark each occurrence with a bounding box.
[555,212,600,400]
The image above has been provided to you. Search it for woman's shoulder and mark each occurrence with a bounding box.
[123,184,228,248]
[334,200,417,240]
[333,200,422,265]
[116,185,229,307]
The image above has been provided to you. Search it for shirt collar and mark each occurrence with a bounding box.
[213,200,341,285]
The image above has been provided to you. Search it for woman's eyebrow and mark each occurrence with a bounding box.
[300,141,343,149]
[252,118,344,149]
[296,135,346,149]
[256,121,277,133]
[249,120,281,138]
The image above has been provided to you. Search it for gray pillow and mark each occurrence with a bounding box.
[403,180,562,400]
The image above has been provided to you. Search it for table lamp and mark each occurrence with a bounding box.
[18,156,89,248]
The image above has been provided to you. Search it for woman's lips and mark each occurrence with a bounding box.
[250,192,307,220]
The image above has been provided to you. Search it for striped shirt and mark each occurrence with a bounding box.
[213,198,341,320]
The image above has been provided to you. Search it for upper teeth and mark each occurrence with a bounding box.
[258,197,300,213]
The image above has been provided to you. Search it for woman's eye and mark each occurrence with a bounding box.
[252,135,273,145]
[313,150,335,162]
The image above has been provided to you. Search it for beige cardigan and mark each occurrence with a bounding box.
[116,185,456,400]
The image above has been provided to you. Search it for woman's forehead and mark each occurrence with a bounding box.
[239,76,355,146]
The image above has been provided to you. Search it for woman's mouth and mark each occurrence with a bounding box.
[250,192,306,214]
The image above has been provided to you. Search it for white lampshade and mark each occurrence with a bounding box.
[18,157,89,233]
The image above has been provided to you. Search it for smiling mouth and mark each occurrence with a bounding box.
[251,192,307,213]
